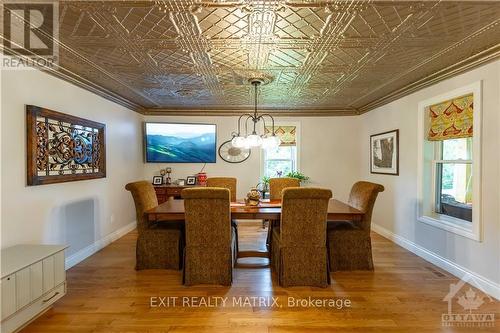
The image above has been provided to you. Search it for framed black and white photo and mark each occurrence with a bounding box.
[186,176,196,185]
[152,176,163,185]
[370,129,399,175]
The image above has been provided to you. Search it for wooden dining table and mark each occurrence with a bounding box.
[145,198,364,222]
[145,198,364,262]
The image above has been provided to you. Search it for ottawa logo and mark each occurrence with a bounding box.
[442,274,496,327]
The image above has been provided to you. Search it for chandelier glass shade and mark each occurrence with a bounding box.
[231,80,281,149]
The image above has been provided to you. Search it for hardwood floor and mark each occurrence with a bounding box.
[20,223,499,333]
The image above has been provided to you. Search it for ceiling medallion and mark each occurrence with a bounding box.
[231,77,280,150]
[233,69,274,86]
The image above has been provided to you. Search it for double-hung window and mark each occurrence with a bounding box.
[434,138,473,222]
[262,124,299,178]
[417,82,481,241]
[263,146,297,178]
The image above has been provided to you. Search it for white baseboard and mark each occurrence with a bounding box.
[65,221,136,269]
[372,223,500,300]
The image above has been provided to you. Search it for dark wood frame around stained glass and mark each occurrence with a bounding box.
[26,105,106,186]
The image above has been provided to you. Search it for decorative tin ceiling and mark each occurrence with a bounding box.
[27,1,500,114]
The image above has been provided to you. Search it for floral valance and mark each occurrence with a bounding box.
[427,93,473,141]
[265,126,296,146]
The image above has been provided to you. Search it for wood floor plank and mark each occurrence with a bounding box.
[19,222,499,333]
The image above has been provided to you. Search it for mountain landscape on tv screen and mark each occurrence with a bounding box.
[146,133,216,163]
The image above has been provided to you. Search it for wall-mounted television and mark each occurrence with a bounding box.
[144,122,217,163]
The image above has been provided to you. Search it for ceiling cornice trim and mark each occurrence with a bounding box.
[357,43,500,114]
[142,108,359,117]
[43,66,145,112]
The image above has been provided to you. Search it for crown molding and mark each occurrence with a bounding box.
[357,44,500,114]
[43,66,145,113]
[142,107,359,117]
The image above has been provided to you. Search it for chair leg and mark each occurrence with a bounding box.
[182,247,186,285]
[326,250,332,285]
[231,220,239,254]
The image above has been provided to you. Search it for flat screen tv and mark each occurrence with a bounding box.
[144,122,217,163]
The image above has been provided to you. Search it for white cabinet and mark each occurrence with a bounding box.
[54,252,65,286]
[42,256,55,293]
[30,262,43,300]
[1,245,67,333]
[15,268,31,309]
[1,275,16,320]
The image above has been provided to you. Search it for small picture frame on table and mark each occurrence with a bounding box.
[186,176,196,185]
[178,179,185,186]
[152,176,163,185]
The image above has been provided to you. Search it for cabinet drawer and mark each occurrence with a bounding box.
[1,283,66,333]
[154,187,166,195]
[15,267,31,310]
[166,188,182,196]
[1,274,16,320]
[42,257,55,292]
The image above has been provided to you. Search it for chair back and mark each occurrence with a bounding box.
[348,181,385,231]
[280,188,332,247]
[182,188,231,248]
[269,177,300,200]
[125,181,158,232]
[206,177,237,202]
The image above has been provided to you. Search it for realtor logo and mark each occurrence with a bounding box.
[1,1,58,68]
[442,274,495,327]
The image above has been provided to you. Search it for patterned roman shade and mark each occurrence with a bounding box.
[427,93,473,141]
[265,126,296,146]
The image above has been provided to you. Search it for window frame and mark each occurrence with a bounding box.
[417,81,482,241]
[260,121,300,179]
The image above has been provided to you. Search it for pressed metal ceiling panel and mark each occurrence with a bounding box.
[21,1,500,114]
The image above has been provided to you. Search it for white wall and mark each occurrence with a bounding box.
[143,115,361,202]
[1,69,143,259]
[359,60,500,290]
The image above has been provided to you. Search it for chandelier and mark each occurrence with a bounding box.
[231,79,281,149]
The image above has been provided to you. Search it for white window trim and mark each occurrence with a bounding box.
[417,81,482,241]
[260,121,301,179]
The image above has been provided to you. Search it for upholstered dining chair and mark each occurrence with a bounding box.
[271,187,332,288]
[125,181,182,270]
[266,177,301,246]
[269,177,301,200]
[327,181,384,271]
[205,177,239,254]
[206,177,237,202]
[182,187,237,286]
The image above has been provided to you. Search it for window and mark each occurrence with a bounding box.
[263,146,297,178]
[434,138,473,222]
[417,82,482,241]
[261,123,299,179]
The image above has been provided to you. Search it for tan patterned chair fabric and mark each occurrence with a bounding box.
[125,181,182,270]
[266,177,301,247]
[328,181,384,271]
[206,177,237,202]
[269,177,300,200]
[182,187,236,286]
[205,177,239,254]
[271,187,332,287]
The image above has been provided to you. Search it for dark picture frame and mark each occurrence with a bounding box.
[370,129,399,176]
[186,176,196,185]
[152,176,163,185]
[26,105,106,186]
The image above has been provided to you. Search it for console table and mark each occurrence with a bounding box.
[153,185,202,203]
